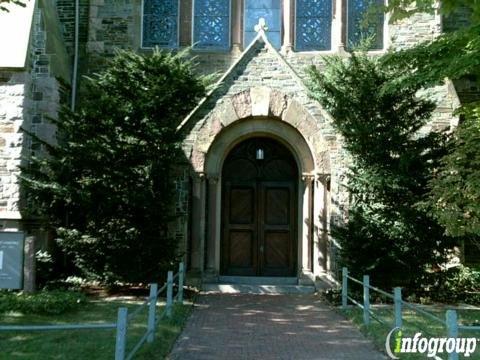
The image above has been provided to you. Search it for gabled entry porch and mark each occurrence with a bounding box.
[188,114,332,288]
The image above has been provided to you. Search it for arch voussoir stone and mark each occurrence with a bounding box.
[231,90,251,119]
[189,87,332,175]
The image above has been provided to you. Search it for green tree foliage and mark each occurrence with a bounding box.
[0,0,24,12]
[308,53,456,287]
[426,107,480,237]
[382,25,480,90]
[385,0,480,24]
[21,50,207,283]
[382,2,480,238]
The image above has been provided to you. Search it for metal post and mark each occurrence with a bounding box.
[115,307,128,360]
[363,275,370,326]
[342,267,348,309]
[394,287,402,328]
[166,271,173,318]
[446,310,459,360]
[178,263,184,304]
[147,283,158,343]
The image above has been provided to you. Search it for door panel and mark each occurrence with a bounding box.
[222,182,257,276]
[265,187,290,225]
[221,137,297,277]
[229,231,254,268]
[229,188,254,224]
[259,182,295,276]
[264,231,289,267]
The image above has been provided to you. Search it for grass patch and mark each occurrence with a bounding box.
[342,306,480,359]
[0,299,192,360]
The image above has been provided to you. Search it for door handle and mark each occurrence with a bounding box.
[260,245,264,253]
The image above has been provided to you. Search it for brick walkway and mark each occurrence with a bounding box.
[169,294,386,360]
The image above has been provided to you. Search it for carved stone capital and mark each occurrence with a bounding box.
[301,173,315,183]
[191,172,206,183]
[207,174,220,184]
[317,173,331,185]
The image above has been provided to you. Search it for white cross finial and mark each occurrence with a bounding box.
[254,17,268,33]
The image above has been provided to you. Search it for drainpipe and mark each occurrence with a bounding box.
[71,0,80,111]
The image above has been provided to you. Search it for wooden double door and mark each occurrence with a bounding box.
[221,138,297,277]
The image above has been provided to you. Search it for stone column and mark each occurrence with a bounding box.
[190,173,206,272]
[282,0,293,53]
[301,174,314,277]
[334,0,346,52]
[206,174,219,277]
[315,174,330,274]
[232,0,243,52]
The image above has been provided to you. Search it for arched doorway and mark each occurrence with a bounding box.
[221,137,298,277]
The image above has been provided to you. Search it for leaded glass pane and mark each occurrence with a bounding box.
[142,0,179,48]
[347,0,384,50]
[244,0,281,49]
[194,0,231,50]
[295,0,332,51]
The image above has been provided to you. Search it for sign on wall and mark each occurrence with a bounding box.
[0,232,24,289]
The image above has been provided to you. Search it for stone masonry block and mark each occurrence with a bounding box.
[231,90,252,119]
[215,99,239,127]
[269,90,289,119]
[250,87,271,116]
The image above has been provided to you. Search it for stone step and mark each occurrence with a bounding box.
[218,276,298,285]
[202,283,316,295]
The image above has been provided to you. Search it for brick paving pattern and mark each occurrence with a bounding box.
[169,294,386,360]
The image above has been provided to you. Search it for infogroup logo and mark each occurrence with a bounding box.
[385,327,478,359]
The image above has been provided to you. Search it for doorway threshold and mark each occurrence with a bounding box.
[202,283,315,294]
[203,276,316,294]
[218,276,298,285]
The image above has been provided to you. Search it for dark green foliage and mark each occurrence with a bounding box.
[308,53,456,288]
[425,108,480,237]
[21,50,207,283]
[0,290,87,315]
[382,25,480,90]
[0,0,24,12]
[35,250,55,289]
[424,266,480,305]
[382,7,480,239]
[385,0,480,24]
[382,14,480,239]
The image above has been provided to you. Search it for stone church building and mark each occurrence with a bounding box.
[0,0,473,286]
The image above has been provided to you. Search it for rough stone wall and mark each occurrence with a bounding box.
[55,0,90,55]
[0,5,61,227]
[443,7,472,33]
[0,71,30,219]
[86,0,138,70]
[29,9,61,150]
[389,11,441,50]
[174,167,190,260]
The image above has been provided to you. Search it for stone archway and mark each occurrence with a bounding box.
[187,87,332,283]
[188,87,331,175]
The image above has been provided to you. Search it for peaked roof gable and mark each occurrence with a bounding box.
[177,24,330,132]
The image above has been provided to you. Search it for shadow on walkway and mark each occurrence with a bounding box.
[169,294,386,360]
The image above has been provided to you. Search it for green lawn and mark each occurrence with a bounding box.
[0,299,192,360]
[343,306,480,359]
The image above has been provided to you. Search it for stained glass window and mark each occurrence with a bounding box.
[244,0,281,49]
[193,0,231,51]
[347,0,384,50]
[142,0,179,48]
[295,0,332,51]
